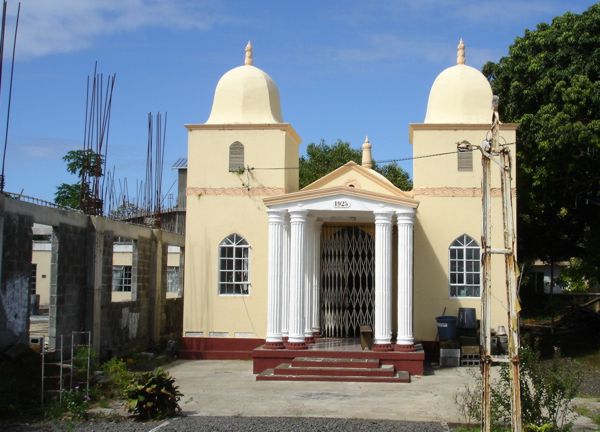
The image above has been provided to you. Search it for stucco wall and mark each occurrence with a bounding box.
[31,246,51,306]
[183,124,300,338]
[411,124,517,340]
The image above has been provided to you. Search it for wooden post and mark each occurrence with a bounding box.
[480,130,493,432]
[500,144,522,431]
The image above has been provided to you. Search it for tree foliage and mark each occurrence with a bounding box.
[54,149,104,209]
[482,4,600,284]
[299,140,412,190]
[109,201,144,220]
[54,183,81,209]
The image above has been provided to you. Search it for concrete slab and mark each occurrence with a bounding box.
[167,359,475,423]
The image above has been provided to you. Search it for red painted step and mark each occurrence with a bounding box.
[274,363,395,377]
[291,357,380,369]
[257,369,410,383]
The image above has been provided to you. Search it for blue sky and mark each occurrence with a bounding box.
[1,0,597,205]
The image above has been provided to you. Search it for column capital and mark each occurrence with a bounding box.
[373,208,394,224]
[396,208,415,224]
[267,209,286,223]
[289,207,309,223]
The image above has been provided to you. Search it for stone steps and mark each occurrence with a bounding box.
[256,356,411,383]
[290,356,381,369]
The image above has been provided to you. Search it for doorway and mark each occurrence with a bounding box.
[320,225,375,337]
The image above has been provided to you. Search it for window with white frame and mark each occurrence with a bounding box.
[218,234,250,295]
[112,265,132,292]
[449,234,481,297]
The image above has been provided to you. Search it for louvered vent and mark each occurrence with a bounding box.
[457,150,473,172]
[229,142,244,172]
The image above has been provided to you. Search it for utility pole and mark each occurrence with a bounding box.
[458,95,522,431]
[480,114,493,432]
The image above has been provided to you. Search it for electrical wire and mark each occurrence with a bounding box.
[249,142,516,171]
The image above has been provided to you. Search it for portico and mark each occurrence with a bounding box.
[263,162,419,352]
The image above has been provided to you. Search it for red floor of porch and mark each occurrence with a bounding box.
[252,337,425,376]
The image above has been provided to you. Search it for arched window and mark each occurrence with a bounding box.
[449,234,480,297]
[229,142,244,172]
[219,234,250,295]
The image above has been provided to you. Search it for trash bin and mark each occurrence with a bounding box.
[457,308,477,329]
[436,316,457,341]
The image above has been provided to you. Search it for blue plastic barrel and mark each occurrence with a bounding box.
[436,316,458,341]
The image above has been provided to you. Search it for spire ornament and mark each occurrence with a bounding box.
[361,136,374,169]
[457,38,465,65]
[245,41,253,65]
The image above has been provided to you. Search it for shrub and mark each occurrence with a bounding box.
[126,368,182,420]
[102,357,134,396]
[45,387,89,420]
[455,346,582,431]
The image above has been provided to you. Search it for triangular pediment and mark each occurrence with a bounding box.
[263,185,418,210]
[303,161,412,199]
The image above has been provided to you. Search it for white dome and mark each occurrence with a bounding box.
[424,40,493,124]
[424,64,493,124]
[206,64,284,124]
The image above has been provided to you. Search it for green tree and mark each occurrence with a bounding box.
[299,139,412,190]
[54,183,81,209]
[54,149,104,209]
[482,4,600,285]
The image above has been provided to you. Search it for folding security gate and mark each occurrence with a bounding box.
[320,225,375,337]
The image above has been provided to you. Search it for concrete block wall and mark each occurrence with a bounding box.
[0,194,185,358]
[50,223,89,349]
[0,211,33,349]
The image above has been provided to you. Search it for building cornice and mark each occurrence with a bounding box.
[408,122,518,144]
[264,185,419,208]
[184,122,301,143]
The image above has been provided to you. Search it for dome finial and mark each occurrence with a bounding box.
[361,136,374,169]
[245,41,253,66]
[457,38,465,65]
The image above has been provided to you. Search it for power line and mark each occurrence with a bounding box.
[249,142,516,171]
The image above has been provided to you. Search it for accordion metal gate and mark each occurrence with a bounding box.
[320,225,375,338]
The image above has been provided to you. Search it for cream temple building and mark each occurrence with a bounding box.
[181,41,516,373]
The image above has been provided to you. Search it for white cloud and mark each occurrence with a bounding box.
[19,136,79,159]
[333,0,567,27]
[333,34,500,69]
[9,0,231,59]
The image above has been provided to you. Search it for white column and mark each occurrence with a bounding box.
[303,216,315,342]
[281,214,290,338]
[396,208,416,351]
[311,222,322,336]
[265,209,285,348]
[286,208,308,349]
[373,209,394,351]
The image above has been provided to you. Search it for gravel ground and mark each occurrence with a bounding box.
[579,365,600,397]
[1,416,449,432]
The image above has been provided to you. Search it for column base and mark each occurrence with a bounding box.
[304,335,315,344]
[264,341,285,349]
[394,343,416,352]
[284,341,308,350]
[373,343,393,352]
